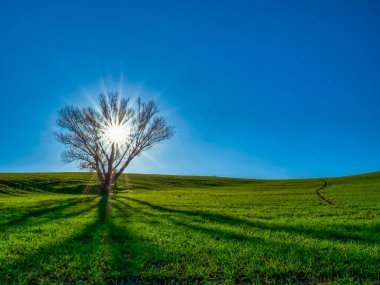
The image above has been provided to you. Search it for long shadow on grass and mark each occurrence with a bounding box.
[3,195,377,284]
[1,197,110,283]
[111,202,210,284]
[0,197,95,231]
[115,199,263,243]
[121,197,380,245]
[1,196,173,284]
[0,179,98,195]
[2,201,99,235]
[1,221,102,283]
[114,198,380,283]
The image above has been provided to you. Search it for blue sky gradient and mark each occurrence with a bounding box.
[1,0,379,178]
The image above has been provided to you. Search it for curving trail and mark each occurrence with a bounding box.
[315,180,335,205]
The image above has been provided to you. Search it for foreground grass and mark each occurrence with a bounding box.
[0,172,379,284]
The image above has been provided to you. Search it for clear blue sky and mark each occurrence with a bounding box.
[1,0,379,178]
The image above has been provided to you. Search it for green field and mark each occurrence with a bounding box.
[0,172,379,284]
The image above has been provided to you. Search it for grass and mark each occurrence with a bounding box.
[0,172,379,284]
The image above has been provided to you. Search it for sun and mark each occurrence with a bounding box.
[104,123,127,144]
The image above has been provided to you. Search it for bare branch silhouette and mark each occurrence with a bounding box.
[56,92,174,195]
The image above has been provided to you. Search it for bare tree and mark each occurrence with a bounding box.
[56,92,174,196]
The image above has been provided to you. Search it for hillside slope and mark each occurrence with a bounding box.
[0,172,379,284]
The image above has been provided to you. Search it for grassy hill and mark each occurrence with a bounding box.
[0,172,379,284]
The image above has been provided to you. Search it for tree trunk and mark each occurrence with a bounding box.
[98,180,114,196]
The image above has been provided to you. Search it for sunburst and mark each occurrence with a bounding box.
[101,118,131,147]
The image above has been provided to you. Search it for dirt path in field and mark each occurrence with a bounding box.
[316,180,335,205]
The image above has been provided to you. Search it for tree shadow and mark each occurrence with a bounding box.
[1,195,169,284]
[0,178,99,195]
[1,221,102,283]
[109,202,211,284]
[98,194,110,223]
[0,197,96,231]
[1,196,109,283]
[2,194,379,284]
[121,196,380,246]
[113,197,380,283]
[3,202,99,235]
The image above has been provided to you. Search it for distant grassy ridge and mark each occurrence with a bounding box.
[0,172,254,195]
[0,172,276,194]
[3,171,379,194]
[0,172,379,284]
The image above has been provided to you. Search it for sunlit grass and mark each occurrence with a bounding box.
[0,172,379,284]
